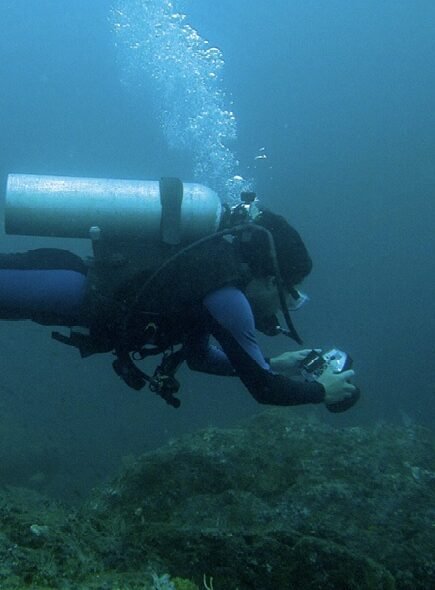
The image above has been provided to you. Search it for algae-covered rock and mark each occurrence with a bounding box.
[0,410,434,588]
[0,486,101,587]
[82,410,435,589]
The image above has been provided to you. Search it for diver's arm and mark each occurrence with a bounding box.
[202,287,325,406]
[185,332,236,376]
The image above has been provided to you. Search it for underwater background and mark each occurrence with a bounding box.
[0,0,434,508]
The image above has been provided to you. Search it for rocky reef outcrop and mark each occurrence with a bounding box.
[0,409,434,589]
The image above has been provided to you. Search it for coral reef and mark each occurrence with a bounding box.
[0,409,433,588]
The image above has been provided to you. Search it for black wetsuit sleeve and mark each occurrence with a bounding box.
[200,287,325,406]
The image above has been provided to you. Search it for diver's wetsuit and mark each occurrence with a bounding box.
[0,259,325,407]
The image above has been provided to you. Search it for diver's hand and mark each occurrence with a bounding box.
[270,349,320,376]
[317,365,357,405]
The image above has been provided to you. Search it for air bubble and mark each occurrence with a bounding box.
[110,0,253,203]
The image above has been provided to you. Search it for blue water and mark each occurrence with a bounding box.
[0,0,433,501]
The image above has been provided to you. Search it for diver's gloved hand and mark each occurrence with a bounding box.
[269,349,320,376]
[317,365,357,406]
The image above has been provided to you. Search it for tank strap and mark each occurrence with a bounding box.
[159,177,183,245]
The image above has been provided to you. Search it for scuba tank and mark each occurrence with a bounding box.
[5,174,221,242]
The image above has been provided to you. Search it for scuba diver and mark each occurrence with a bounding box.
[0,174,359,410]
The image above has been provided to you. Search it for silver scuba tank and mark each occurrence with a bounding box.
[5,174,222,242]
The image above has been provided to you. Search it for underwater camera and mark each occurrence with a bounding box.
[300,348,360,413]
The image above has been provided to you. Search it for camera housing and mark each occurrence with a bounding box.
[300,348,360,413]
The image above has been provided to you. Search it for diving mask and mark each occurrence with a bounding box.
[287,287,309,311]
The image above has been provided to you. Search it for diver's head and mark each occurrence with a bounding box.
[242,210,312,331]
[249,209,313,288]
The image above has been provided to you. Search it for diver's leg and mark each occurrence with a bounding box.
[0,249,88,323]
